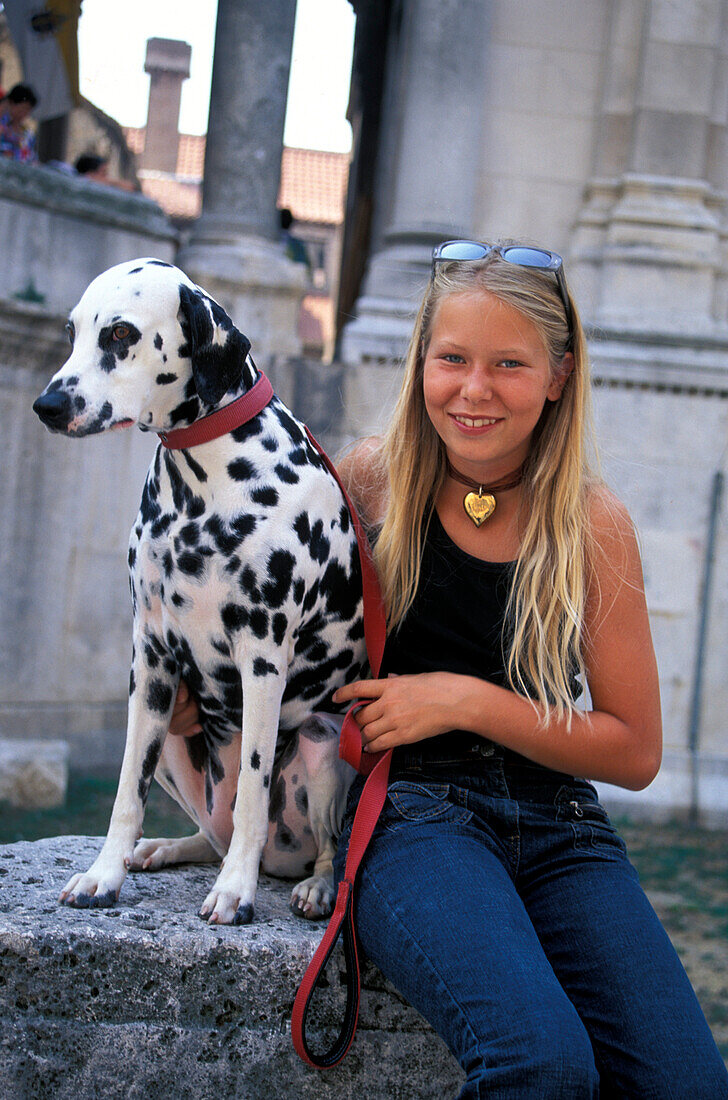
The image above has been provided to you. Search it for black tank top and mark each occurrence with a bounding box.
[382,509,515,687]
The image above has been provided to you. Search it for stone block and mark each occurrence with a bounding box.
[0,837,464,1099]
[0,739,69,809]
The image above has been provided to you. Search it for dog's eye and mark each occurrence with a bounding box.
[65,321,75,346]
[112,324,130,341]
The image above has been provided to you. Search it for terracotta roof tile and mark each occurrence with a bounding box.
[122,127,348,225]
[279,147,350,225]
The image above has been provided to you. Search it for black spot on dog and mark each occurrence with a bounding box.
[148,260,174,268]
[295,786,309,816]
[144,642,160,668]
[156,372,178,385]
[263,773,270,789]
[168,396,201,427]
[253,658,278,677]
[147,680,172,714]
[205,515,250,555]
[294,512,310,545]
[129,668,136,695]
[240,565,262,603]
[180,522,200,546]
[230,418,263,443]
[138,736,163,804]
[128,266,143,274]
[212,664,238,684]
[348,616,365,641]
[250,750,261,770]
[321,560,360,619]
[273,404,305,445]
[171,592,186,608]
[293,579,305,605]
[154,332,163,350]
[128,546,136,569]
[288,447,309,466]
[309,520,331,564]
[181,450,207,482]
[178,551,205,577]
[302,580,320,614]
[232,514,257,541]
[212,638,231,657]
[275,463,299,485]
[261,436,278,452]
[262,550,294,608]
[272,612,287,646]
[339,504,351,534]
[151,513,173,539]
[227,457,257,481]
[249,608,269,638]
[222,603,248,631]
[252,486,278,506]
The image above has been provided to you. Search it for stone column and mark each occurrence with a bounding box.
[571,0,728,336]
[176,0,306,361]
[569,0,728,823]
[339,0,490,394]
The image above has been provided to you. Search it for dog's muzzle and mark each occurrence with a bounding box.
[33,391,73,431]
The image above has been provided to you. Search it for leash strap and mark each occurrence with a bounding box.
[291,428,392,1068]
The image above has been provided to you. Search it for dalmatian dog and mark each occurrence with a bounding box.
[33,257,366,925]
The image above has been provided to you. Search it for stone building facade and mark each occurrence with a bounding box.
[338,0,728,822]
[1,0,725,823]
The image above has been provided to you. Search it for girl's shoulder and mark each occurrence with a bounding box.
[336,436,389,530]
[584,482,644,591]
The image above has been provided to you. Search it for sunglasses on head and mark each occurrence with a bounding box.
[431,240,574,347]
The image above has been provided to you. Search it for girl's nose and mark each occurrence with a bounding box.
[461,367,494,403]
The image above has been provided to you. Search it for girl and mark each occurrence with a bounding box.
[327,241,728,1098]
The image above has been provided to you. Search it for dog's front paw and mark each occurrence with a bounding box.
[200,869,255,926]
[290,875,335,920]
[58,861,126,909]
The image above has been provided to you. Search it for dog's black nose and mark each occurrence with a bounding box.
[33,390,73,430]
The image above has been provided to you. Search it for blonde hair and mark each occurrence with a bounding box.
[374,245,599,723]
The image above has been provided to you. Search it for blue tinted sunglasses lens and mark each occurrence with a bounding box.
[501,247,555,269]
[438,242,489,261]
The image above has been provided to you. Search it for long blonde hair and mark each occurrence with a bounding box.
[373,246,598,723]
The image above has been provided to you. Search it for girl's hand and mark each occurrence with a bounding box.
[168,680,202,738]
[332,673,459,753]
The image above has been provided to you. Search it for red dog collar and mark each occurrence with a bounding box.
[158,371,274,449]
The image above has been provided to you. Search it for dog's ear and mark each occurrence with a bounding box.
[177,284,252,405]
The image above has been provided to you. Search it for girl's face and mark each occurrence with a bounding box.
[422,290,569,480]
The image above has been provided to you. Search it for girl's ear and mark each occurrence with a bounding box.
[547,351,574,401]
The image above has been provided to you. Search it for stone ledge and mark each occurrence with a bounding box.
[0,837,464,1099]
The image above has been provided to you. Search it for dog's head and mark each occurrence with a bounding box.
[33,258,252,437]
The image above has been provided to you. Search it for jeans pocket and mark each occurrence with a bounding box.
[556,784,626,854]
[383,780,473,833]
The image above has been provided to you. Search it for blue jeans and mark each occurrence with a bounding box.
[333,737,728,1099]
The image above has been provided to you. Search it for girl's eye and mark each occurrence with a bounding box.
[112,324,130,341]
[442,353,465,364]
[500,359,523,369]
[65,322,75,346]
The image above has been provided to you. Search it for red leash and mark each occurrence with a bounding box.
[290,429,392,1068]
[156,370,390,1068]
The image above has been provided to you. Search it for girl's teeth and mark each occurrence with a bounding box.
[456,416,496,427]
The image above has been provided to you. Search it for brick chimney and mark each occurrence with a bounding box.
[142,37,192,174]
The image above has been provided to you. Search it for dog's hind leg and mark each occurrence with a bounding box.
[59,640,179,909]
[129,830,220,871]
[288,713,354,920]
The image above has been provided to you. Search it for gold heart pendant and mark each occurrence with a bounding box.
[463,491,496,527]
